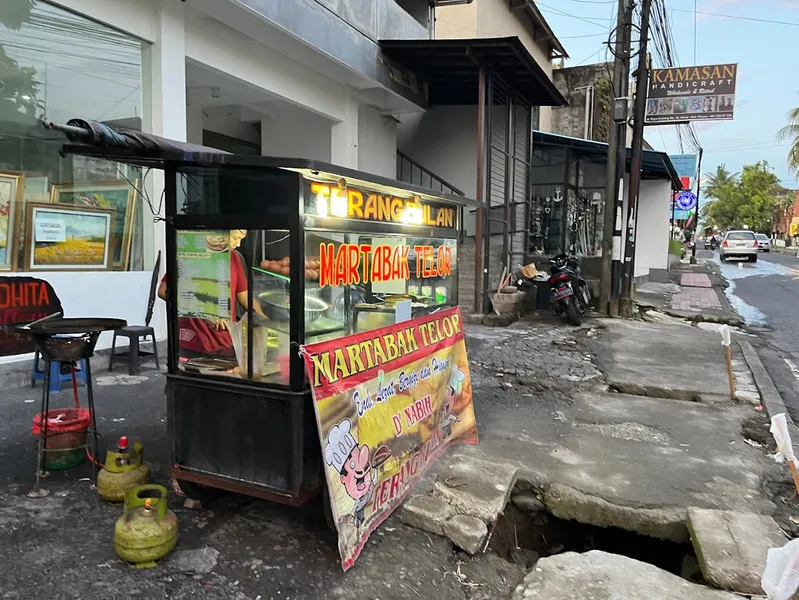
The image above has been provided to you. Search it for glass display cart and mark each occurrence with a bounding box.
[57,123,478,506]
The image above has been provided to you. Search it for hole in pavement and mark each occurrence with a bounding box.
[608,383,701,402]
[489,504,705,583]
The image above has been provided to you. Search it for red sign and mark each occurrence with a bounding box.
[0,277,62,356]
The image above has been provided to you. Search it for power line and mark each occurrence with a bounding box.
[669,8,799,27]
[536,3,610,28]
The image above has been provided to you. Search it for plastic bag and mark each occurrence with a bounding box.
[771,414,798,468]
[229,315,267,378]
[762,538,799,600]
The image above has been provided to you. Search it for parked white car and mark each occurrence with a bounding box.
[755,233,771,252]
[719,230,758,262]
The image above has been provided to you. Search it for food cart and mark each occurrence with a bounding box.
[55,120,478,507]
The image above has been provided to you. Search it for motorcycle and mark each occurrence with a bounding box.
[548,254,590,326]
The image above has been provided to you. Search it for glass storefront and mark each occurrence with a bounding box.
[0,1,146,272]
[530,140,607,258]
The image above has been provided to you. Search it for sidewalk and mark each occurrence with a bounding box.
[636,258,741,325]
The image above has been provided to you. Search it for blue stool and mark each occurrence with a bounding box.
[31,351,87,393]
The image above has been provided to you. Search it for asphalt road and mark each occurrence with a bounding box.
[703,248,799,421]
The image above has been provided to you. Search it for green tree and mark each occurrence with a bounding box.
[702,164,737,200]
[707,161,782,233]
[777,106,799,175]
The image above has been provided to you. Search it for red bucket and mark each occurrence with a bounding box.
[32,408,91,470]
[32,408,91,438]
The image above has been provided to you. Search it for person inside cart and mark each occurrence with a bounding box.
[158,229,264,358]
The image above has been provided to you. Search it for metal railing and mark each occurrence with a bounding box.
[396,150,465,197]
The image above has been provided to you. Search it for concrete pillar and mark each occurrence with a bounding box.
[330,96,359,169]
[141,0,186,340]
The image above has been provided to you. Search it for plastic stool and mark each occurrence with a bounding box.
[31,351,87,393]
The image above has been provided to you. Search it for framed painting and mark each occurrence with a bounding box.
[24,203,115,271]
[0,171,24,271]
[52,180,137,270]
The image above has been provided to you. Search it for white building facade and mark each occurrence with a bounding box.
[0,0,431,367]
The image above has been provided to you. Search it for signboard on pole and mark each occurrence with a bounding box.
[301,307,478,571]
[669,154,698,179]
[646,63,738,124]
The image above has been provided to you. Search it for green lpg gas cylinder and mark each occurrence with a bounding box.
[114,485,178,568]
[97,437,150,502]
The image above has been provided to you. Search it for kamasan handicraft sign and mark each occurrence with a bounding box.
[300,307,478,570]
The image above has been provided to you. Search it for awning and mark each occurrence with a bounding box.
[380,37,568,107]
[51,120,479,208]
[532,131,682,190]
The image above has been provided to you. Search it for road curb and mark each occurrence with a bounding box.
[739,340,792,424]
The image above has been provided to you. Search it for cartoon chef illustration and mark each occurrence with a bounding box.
[440,366,465,438]
[325,419,391,528]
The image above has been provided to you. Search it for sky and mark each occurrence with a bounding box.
[537,0,799,190]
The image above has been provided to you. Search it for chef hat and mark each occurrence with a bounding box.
[449,367,465,395]
[325,419,357,473]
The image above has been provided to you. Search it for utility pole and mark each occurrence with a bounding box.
[619,0,653,318]
[599,0,633,317]
[689,147,704,264]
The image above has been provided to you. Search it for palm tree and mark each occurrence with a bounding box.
[703,165,737,199]
[776,106,799,175]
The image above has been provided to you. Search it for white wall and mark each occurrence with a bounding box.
[0,272,153,365]
[398,106,478,230]
[358,106,398,178]
[261,112,333,161]
[635,179,672,278]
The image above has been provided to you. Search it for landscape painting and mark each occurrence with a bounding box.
[25,204,114,271]
[52,181,137,270]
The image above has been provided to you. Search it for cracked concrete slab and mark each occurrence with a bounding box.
[512,551,740,599]
[430,458,517,524]
[590,319,733,399]
[688,509,787,595]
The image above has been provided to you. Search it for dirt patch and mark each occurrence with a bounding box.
[574,421,671,444]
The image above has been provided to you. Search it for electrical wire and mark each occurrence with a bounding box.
[669,8,799,27]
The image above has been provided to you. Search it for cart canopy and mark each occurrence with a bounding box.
[53,119,479,208]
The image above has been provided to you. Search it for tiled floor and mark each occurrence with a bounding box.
[680,273,713,288]
[671,286,722,311]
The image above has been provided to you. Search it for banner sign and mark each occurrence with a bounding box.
[301,307,477,571]
[0,277,62,356]
[669,154,698,179]
[646,63,738,124]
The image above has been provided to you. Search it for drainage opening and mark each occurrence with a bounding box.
[608,383,701,403]
[489,504,704,583]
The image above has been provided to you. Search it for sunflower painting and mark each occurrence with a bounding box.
[25,203,114,271]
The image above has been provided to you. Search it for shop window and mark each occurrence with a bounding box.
[304,231,457,341]
[172,228,291,386]
[175,167,296,217]
[0,1,146,272]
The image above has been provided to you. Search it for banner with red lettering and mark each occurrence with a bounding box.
[300,307,477,571]
[0,277,62,356]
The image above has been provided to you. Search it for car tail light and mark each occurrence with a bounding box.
[722,240,728,247]
[753,240,758,248]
